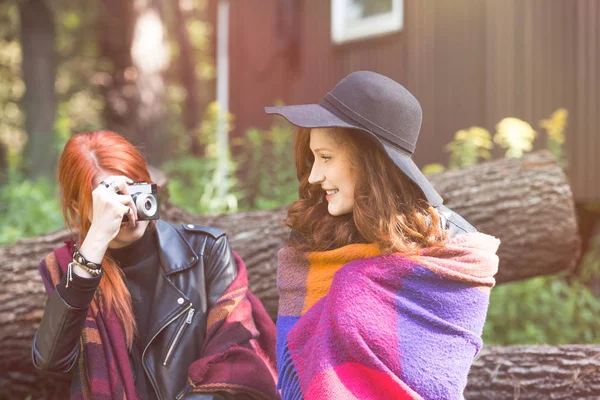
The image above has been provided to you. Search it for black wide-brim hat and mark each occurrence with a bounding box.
[265,70,443,206]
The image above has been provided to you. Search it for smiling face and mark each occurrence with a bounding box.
[308,128,357,216]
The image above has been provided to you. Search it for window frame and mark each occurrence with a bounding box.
[331,0,404,44]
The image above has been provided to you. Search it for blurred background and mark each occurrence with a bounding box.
[1,0,599,346]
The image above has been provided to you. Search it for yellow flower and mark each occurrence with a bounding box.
[445,127,492,168]
[540,108,568,145]
[494,118,536,158]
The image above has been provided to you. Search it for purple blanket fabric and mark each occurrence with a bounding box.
[276,233,500,400]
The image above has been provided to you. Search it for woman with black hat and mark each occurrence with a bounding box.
[266,71,500,400]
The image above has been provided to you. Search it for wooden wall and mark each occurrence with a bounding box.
[228,0,600,201]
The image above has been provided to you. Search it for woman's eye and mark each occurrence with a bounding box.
[320,155,331,162]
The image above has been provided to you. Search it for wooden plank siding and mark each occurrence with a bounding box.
[228,0,600,201]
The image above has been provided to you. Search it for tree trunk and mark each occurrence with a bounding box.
[0,151,582,398]
[19,0,56,179]
[99,0,137,142]
[427,150,581,285]
[465,345,600,399]
[171,0,201,136]
[100,0,169,165]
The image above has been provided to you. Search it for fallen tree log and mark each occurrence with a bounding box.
[0,150,583,398]
[465,345,600,399]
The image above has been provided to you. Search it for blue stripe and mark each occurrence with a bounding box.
[276,315,304,399]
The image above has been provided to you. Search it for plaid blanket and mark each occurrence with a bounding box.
[182,252,279,399]
[276,233,500,400]
[40,243,278,400]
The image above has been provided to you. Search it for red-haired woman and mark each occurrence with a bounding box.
[266,71,500,400]
[32,131,278,400]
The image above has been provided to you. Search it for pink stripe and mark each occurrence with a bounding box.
[306,363,422,400]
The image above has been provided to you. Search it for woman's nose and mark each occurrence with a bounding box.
[308,164,324,184]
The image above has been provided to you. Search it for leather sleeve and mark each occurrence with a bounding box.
[437,204,477,238]
[32,289,88,373]
[32,271,99,373]
[204,236,238,309]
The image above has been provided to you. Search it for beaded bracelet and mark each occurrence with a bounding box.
[65,247,103,288]
[66,261,103,288]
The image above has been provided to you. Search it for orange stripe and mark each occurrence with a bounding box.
[303,243,381,313]
[216,286,247,302]
[207,294,245,331]
[44,253,62,286]
[84,326,102,344]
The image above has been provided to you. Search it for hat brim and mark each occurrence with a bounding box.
[381,142,443,206]
[265,104,362,131]
[265,104,443,207]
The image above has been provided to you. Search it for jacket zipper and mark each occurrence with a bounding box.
[163,308,195,366]
[142,303,192,400]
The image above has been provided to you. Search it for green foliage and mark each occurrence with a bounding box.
[162,155,240,215]
[421,163,446,176]
[0,2,26,167]
[445,127,493,168]
[483,274,600,345]
[0,171,63,245]
[162,102,240,215]
[163,112,298,214]
[0,0,104,173]
[53,0,105,138]
[423,109,566,173]
[539,108,568,165]
[237,121,298,210]
[487,218,600,346]
[436,108,600,345]
[425,108,600,345]
[578,231,600,286]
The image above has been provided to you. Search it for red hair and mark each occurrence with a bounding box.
[58,130,153,348]
[287,128,447,253]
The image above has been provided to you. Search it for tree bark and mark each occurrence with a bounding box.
[19,0,56,179]
[427,150,581,285]
[100,0,169,164]
[0,151,583,398]
[98,0,137,142]
[171,0,201,135]
[465,345,600,399]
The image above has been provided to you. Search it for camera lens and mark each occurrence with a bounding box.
[134,193,158,218]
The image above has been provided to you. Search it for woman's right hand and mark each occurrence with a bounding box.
[77,176,138,269]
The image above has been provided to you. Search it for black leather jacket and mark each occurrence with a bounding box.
[437,204,477,237]
[32,220,243,400]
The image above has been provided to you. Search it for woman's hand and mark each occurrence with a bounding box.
[77,176,138,271]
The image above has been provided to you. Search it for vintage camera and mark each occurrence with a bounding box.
[126,182,160,220]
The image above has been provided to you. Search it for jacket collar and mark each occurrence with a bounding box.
[155,220,200,276]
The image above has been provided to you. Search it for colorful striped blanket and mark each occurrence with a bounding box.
[276,233,500,400]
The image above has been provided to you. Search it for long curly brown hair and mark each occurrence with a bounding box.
[286,127,447,254]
